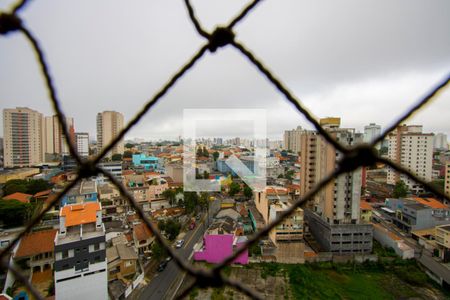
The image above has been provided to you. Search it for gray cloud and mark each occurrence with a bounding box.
[1,0,449,141]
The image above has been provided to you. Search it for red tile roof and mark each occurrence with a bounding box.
[360,200,373,211]
[34,189,52,198]
[411,197,448,209]
[15,229,57,258]
[3,192,32,203]
[61,202,100,227]
[133,223,153,241]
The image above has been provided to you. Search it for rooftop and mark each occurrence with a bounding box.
[15,229,57,258]
[410,197,448,210]
[133,222,153,241]
[61,202,100,227]
[3,192,32,203]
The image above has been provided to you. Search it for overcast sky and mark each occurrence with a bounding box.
[1,0,449,141]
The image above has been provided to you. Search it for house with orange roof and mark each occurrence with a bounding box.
[14,229,57,275]
[360,200,373,223]
[3,192,32,204]
[132,222,154,255]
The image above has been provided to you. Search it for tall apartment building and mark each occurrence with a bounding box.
[3,107,44,168]
[283,126,303,153]
[54,202,107,300]
[434,133,448,151]
[363,123,381,146]
[43,115,75,160]
[386,125,433,194]
[96,111,124,159]
[75,132,89,158]
[300,117,372,254]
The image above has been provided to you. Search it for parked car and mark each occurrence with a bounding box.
[175,239,185,248]
[157,260,168,272]
[165,256,172,262]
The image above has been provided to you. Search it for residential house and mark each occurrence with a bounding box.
[132,223,154,255]
[106,244,138,281]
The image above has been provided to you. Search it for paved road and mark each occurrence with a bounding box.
[137,215,207,300]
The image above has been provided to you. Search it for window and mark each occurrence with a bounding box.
[61,250,69,259]
[94,243,100,251]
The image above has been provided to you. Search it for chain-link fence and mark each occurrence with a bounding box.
[1,0,449,299]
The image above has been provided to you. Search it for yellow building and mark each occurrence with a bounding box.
[435,225,450,262]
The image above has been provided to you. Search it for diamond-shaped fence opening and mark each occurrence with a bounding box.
[0,0,449,299]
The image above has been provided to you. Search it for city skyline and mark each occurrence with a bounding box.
[0,0,449,140]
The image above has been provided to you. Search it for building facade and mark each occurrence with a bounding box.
[3,107,44,168]
[434,133,448,151]
[43,115,75,160]
[96,111,124,159]
[386,125,434,193]
[75,132,89,158]
[445,162,450,197]
[54,202,107,300]
[363,123,381,147]
[283,126,303,153]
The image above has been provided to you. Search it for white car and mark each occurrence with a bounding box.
[175,239,185,249]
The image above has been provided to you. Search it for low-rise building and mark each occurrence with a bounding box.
[435,225,450,262]
[373,223,414,259]
[132,223,154,255]
[106,244,138,281]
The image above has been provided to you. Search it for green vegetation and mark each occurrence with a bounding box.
[430,179,445,195]
[243,185,253,199]
[228,182,241,196]
[123,150,133,158]
[249,259,444,300]
[213,151,219,161]
[3,179,52,196]
[393,180,408,198]
[0,200,33,228]
[162,189,177,206]
[158,219,181,241]
[111,153,122,161]
[151,241,167,260]
[125,143,135,149]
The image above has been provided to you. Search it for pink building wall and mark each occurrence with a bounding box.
[194,234,248,265]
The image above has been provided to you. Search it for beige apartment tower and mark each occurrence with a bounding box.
[3,107,44,168]
[300,118,363,225]
[96,111,124,158]
[43,115,75,161]
[283,126,303,154]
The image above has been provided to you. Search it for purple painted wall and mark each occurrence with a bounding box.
[194,234,248,265]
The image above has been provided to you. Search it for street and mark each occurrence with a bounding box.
[135,213,207,300]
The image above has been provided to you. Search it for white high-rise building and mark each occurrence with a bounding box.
[96,111,124,159]
[3,107,44,168]
[75,132,89,158]
[434,133,448,151]
[387,125,434,194]
[283,126,303,153]
[54,202,107,300]
[363,123,381,148]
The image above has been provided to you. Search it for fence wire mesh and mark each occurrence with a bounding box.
[1,0,450,299]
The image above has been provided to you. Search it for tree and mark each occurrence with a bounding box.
[196,147,203,157]
[26,179,52,195]
[243,185,253,199]
[183,192,199,213]
[3,179,52,196]
[0,200,31,228]
[111,153,122,161]
[3,180,27,195]
[199,192,209,209]
[203,170,209,179]
[393,180,408,198]
[202,147,209,157]
[380,146,388,156]
[123,150,133,158]
[164,219,181,241]
[151,241,167,261]
[285,170,295,181]
[125,143,135,149]
[213,151,219,161]
[229,182,241,196]
[162,189,176,206]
